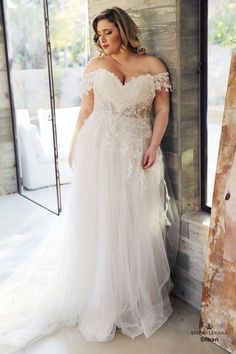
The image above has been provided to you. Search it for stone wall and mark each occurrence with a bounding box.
[0,7,17,195]
[179,1,200,212]
[172,212,210,309]
[173,1,204,307]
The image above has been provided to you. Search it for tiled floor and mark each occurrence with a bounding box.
[0,193,228,354]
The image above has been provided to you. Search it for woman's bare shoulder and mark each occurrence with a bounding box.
[142,54,168,75]
[83,56,107,75]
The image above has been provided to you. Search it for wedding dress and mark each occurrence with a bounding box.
[0,67,179,353]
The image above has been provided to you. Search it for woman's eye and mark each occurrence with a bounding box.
[98,32,112,36]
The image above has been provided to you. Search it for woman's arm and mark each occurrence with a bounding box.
[150,80,170,150]
[142,56,171,169]
[69,57,105,168]
[68,59,98,168]
[68,89,94,169]
[70,89,94,146]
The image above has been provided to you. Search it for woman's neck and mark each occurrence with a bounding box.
[109,49,134,65]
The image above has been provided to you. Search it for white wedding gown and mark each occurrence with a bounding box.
[0,67,179,353]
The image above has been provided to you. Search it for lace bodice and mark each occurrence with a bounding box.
[80,66,172,144]
[78,67,173,191]
[81,68,172,118]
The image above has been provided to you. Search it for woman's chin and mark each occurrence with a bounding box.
[103,48,111,54]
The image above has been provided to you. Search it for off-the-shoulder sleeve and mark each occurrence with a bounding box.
[153,72,173,92]
[81,70,95,97]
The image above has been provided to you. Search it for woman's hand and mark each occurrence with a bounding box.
[142,145,157,169]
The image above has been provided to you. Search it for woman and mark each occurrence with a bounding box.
[0,6,179,353]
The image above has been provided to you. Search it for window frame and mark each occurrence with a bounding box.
[200,0,211,214]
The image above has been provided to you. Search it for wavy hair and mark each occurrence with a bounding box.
[92,7,146,55]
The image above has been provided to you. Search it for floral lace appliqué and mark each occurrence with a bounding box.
[153,72,173,92]
[81,71,95,96]
[81,69,173,97]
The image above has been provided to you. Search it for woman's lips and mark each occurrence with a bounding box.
[102,45,109,49]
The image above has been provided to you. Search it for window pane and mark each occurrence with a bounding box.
[207,0,236,207]
[49,0,89,206]
[3,0,89,213]
[3,0,60,213]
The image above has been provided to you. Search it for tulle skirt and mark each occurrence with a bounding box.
[0,112,179,353]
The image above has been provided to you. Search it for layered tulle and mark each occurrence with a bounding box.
[0,110,178,353]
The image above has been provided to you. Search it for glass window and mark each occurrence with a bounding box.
[2,0,89,214]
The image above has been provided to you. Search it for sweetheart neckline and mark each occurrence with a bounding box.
[97,68,152,87]
[86,68,169,87]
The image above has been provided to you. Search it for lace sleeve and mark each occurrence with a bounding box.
[153,72,173,92]
[81,70,95,96]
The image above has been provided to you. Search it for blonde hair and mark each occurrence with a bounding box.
[92,7,146,55]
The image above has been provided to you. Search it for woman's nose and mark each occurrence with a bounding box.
[101,35,106,43]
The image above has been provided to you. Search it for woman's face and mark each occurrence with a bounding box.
[96,19,122,55]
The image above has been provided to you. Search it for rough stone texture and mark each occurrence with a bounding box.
[172,212,209,309]
[0,7,17,195]
[200,54,236,354]
[179,1,200,212]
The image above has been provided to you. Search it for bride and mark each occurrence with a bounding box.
[0,6,179,353]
